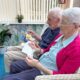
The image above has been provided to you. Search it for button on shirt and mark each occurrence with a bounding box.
[39,33,78,72]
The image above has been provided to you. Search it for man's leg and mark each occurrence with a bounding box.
[10,60,32,74]
[6,46,22,51]
[4,51,27,72]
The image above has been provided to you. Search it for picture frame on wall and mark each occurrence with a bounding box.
[58,0,66,4]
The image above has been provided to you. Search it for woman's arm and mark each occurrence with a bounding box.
[25,57,53,75]
[35,62,53,75]
[53,48,80,74]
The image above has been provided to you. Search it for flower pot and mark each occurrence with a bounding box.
[18,19,22,23]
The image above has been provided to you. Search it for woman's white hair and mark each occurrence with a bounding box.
[62,7,80,25]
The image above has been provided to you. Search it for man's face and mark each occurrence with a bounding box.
[47,13,60,29]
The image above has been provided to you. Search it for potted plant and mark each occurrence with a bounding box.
[0,29,12,46]
[16,14,24,23]
[0,25,12,56]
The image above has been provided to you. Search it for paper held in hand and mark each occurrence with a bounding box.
[22,41,35,58]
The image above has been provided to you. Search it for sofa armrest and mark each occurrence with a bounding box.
[35,74,80,80]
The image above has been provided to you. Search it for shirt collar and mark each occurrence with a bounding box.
[51,27,60,32]
[55,32,78,48]
[55,35,63,42]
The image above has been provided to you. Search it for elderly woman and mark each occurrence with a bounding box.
[4,7,80,80]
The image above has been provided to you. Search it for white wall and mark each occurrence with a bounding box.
[0,0,17,22]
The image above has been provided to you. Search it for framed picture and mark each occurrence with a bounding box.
[58,0,66,4]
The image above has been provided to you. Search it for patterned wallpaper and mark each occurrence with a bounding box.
[0,24,43,46]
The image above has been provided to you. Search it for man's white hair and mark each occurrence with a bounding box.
[49,7,63,19]
[62,7,80,25]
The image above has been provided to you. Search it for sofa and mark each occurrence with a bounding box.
[35,68,80,80]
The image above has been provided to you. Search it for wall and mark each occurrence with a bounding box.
[73,0,80,7]
[0,24,43,46]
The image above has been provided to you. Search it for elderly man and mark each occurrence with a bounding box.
[4,7,62,72]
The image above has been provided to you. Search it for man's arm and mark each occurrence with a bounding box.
[28,30,41,41]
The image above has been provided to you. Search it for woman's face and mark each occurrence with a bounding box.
[60,16,75,35]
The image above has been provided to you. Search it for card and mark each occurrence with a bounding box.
[22,41,35,58]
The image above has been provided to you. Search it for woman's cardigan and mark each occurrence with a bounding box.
[43,35,80,74]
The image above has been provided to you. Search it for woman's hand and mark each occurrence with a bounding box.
[25,56,53,75]
[25,57,40,67]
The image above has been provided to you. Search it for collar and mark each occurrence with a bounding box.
[55,32,79,48]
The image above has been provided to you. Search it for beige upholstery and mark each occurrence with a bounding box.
[35,68,80,80]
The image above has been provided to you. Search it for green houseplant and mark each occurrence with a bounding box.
[0,29,11,46]
[16,14,24,23]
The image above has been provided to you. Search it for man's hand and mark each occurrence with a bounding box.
[27,30,36,36]
[28,30,41,41]
[28,41,42,56]
[28,41,40,49]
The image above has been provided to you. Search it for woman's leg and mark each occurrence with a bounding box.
[4,68,41,80]
[10,60,32,74]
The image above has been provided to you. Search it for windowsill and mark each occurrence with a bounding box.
[0,21,45,25]
[0,46,4,48]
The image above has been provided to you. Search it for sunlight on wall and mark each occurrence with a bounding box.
[70,0,73,8]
